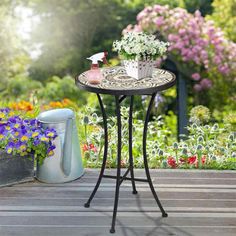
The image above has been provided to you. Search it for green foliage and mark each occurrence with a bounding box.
[208,0,236,42]
[2,75,42,100]
[79,105,235,170]
[0,1,30,90]
[180,0,213,16]
[37,75,87,104]
[79,105,176,168]
[1,74,87,105]
[118,0,180,8]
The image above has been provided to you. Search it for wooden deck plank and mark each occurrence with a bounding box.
[0,226,236,236]
[0,169,235,236]
[0,214,235,225]
[1,188,235,200]
[1,198,236,208]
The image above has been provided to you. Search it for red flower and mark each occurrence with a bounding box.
[201,155,206,164]
[187,155,206,168]
[167,156,177,168]
[187,156,197,165]
[82,144,89,152]
[83,143,98,153]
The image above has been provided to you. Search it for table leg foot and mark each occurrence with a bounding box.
[84,203,90,208]
[132,190,138,194]
[110,228,115,233]
[162,212,168,217]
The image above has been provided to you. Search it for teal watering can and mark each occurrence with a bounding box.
[36,109,84,183]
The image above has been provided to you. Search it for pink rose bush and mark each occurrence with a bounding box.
[123,5,236,93]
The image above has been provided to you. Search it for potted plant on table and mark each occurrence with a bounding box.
[0,108,57,187]
[113,32,169,80]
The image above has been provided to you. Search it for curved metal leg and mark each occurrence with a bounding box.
[129,95,138,194]
[143,93,168,217]
[110,96,122,233]
[84,93,108,208]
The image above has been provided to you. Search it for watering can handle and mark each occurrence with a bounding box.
[62,118,73,176]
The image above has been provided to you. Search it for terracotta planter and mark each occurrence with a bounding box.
[0,150,34,187]
[123,60,155,80]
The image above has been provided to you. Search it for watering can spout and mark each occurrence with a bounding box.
[62,118,73,176]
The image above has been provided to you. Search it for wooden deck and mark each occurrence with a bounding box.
[0,169,236,236]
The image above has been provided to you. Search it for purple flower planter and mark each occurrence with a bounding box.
[0,150,34,187]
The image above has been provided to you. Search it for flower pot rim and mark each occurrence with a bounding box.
[0,149,34,160]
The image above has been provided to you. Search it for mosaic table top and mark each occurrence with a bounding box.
[76,66,176,95]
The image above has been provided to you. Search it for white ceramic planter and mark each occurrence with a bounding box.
[123,60,155,80]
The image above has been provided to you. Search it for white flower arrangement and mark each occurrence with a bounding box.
[113,32,169,60]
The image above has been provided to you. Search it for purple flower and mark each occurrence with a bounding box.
[23,119,30,125]
[8,116,21,124]
[154,93,163,108]
[20,126,28,135]
[0,108,10,114]
[0,112,58,161]
[14,141,27,151]
[0,125,6,135]
[13,130,21,137]
[20,133,31,142]
[47,144,56,156]
[141,95,147,104]
[218,64,230,75]
[39,135,50,143]
[33,139,41,146]
[45,128,57,139]
[6,141,15,154]
[19,142,27,151]
[191,73,201,81]
[29,119,37,126]
[31,131,40,138]
[200,78,213,90]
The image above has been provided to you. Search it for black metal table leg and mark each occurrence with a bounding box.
[143,93,168,217]
[128,95,138,194]
[84,94,108,208]
[110,95,122,234]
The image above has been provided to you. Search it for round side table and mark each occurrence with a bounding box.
[76,66,176,233]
